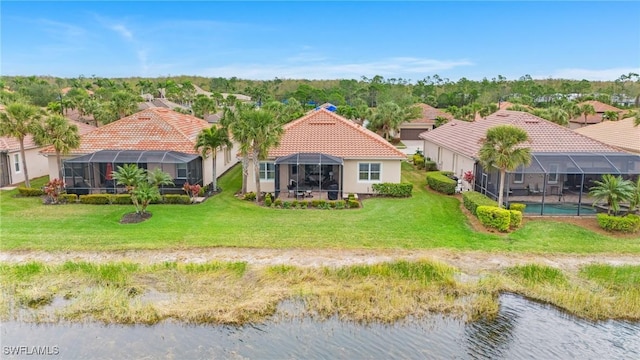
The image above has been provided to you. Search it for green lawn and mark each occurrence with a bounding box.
[1,162,638,252]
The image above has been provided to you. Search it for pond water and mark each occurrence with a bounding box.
[2,293,638,359]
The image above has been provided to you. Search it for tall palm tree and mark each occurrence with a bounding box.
[33,114,81,179]
[110,91,141,120]
[192,95,217,120]
[589,174,634,215]
[220,103,254,194]
[562,101,581,122]
[0,102,42,188]
[195,125,232,192]
[245,109,283,201]
[478,125,532,208]
[546,107,569,126]
[578,103,596,126]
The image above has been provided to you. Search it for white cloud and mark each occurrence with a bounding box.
[110,24,133,41]
[533,67,640,81]
[201,57,474,80]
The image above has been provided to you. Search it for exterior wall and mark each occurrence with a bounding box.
[422,140,475,178]
[342,159,401,194]
[8,148,49,185]
[245,160,276,193]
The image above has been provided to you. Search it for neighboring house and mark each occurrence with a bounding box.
[246,108,406,199]
[569,100,624,129]
[398,104,454,140]
[0,117,95,187]
[40,108,239,194]
[574,117,640,154]
[420,110,640,215]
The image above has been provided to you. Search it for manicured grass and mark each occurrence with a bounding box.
[1,163,638,252]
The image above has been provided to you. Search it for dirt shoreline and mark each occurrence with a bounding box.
[2,248,639,275]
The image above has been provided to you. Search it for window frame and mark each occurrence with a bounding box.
[259,161,275,181]
[548,163,559,184]
[358,162,382,182]
[176,163,188,179]
[513,168,524,184]
[13,154,20,173]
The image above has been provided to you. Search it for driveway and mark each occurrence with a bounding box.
[399,140,423,155]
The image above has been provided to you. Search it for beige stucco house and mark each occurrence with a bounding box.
[40,108,239,194]
[246,108,406,199]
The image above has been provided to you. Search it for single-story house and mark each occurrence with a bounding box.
[574,117,640,154]
[398,103,454,140]
[246,108,407,199]
[569,100,625,129]
[0,108,95,187]
[40,108,239,194]
[420,110,640,215]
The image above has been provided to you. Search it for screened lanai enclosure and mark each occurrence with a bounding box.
[474,152,640,216]
[63,150,203,195]
[273,152,343,200]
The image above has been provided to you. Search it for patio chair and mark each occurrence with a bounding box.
[527,183,541,195]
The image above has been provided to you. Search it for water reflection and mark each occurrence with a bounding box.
[2,294,638,359]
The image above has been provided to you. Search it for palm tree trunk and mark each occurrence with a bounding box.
[19,138,30,188]
[498,168,506,208]
[56,151,63,180]
[211,153,217,192]
[253,149,261,203]
[241,155,249,194]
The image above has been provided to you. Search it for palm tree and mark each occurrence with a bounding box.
[562,101,581,122]
[111,164,146,213]
[33,114,80,179]
[578,103,596,126]
[245,109,283,202]
[589,174,634,215]
[434,116,450,128]
[368,102,421,140]
[220,103,254,194]
[627,177,640,215]
[602,110,619,121]
[195,125,232,192]
[478,125,532,208]
[110,91,141,120]
[546,107,569,126]
[0,102,42,188]
[192,95,217,120]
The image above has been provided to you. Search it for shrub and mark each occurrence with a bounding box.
[79,194,111,205]
[291,200,299,208]
[311,200,321,208]
[426,171,457,195]
[273,199,282,208]
[348,200,360,209]
[462,191,498,216]
[335,200,346,209]
[17,187,45,197]
[282,201,292,209]
[44,178,65,204]
[597,214,640,233]
[509,210,523,229]
[317,200,327,208]
[412,153,424,165]
[111,194,133,205]
[299,200,308,209]
[264,196,272,207]
[243,192,256,201]
[372,183,413,197]
[319,202,331,210]
[59,194,78,203]
[476,206,511,232]
[509,203,526,212]
[424,161,438,171]
[163,195,191,204]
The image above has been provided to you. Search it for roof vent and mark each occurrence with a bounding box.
[138,117,151,121]
[496,113,510,117]
[524,118,540,123]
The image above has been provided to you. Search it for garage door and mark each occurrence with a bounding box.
[400,128,429,140]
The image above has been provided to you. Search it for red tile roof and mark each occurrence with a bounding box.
[569,100,623,124]
[420,110,620,159]
[403,103,454,125]
[574,117,640,154]
[0,120,95,152]
[269,109,406,159]
[41,108,210,155]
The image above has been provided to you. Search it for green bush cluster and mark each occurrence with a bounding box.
[348,200,360,208]
[243,192,256,201]
[476,206,511,232]
[264,193,273,207]
[426,171,457,195]
[424,161,438,171]
[509,203,527,212]
[111,194,133,205]
[79,194,111,205]
[597,214,640,233]
[509,209,523,229]
[59,194,78,203]
[412,154,425,169]
[17,187,45,197]
[163,195,191,204]
[462,191,498,216]
[372,183,413,197]
[268,199,355,210]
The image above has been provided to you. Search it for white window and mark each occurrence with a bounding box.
[176,163,188,179]
[513,168,524,183]
[14,154,20,173]
[548,163,559,184]
[359,163,381,181]
[259,162,275,181]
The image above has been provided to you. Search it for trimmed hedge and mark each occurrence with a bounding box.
[426,171,457,195]
[509,203,526,212]
[79,194,111,205]
[477,206,511,232]
[17,187,45,197]
[509,210,523,229]
[243,192,256,201]
[111,194,133,205]
[372,183,413,197]
[462,191,498,216]
[59,194,78,203]
[597,214,640,233]
[424,161,438,171]
[348,200,360,209]
[163,194,191,204]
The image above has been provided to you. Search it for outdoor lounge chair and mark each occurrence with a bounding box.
[528,183,541,195]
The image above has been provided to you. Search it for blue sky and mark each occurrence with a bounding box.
[2,1,639,82]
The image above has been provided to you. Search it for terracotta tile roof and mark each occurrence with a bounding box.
[269,108,406,159]
[1,120,95,152]
[574,117,640,154]
[420,110,620,159]
[569,100,623,124]
[403,103,454,125]
[41,108,210,155]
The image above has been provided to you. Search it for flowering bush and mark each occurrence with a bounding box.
[462,171,475,184]
[44,178,65,204]
[183,182,202,203]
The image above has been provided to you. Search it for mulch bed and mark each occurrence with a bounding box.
[120,212,152,224]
